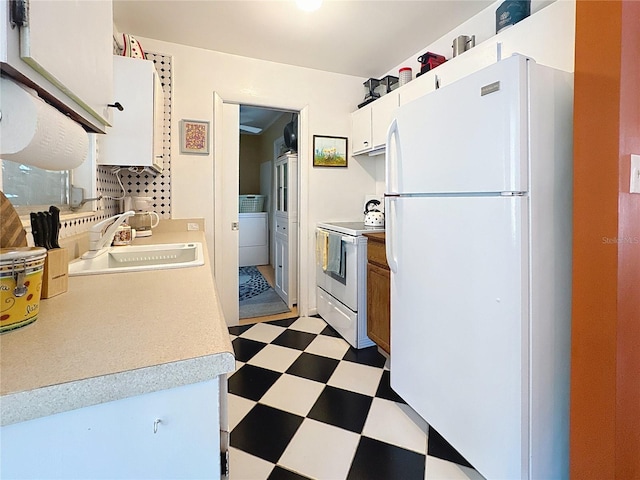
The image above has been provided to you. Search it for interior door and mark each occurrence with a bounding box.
[390,194,530,480]
[213,97,240,325]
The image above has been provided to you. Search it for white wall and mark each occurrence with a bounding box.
[130,37,374,313]
[370,0,575,193]
[382,0,564,79]
[135,0,575,315]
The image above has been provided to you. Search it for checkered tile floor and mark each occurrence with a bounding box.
[228,316,483,480]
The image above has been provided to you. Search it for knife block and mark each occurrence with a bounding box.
[42,248,68,299]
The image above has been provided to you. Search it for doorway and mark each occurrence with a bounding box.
[237,105,299,324]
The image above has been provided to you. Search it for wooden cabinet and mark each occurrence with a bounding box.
[351,92,399,156]
[364,233,390,354]
[1,0,113,133]
[1,380,221,479]
[98,56,164,173]
[273,153,297,307]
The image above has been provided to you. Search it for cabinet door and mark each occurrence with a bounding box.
[98,57,160,171]
[399,73,438,106]
[287,221,298,306]
[351,105,372,154]
[275,160,288,214]
[1,380,220,479]
[152,69,165,170]
[367,262,390,353]
[2,0,113,132]
[274,233,288,305]
[371,92,399,149]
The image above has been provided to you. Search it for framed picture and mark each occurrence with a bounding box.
[313,135,348,167]
[180,119,210,154]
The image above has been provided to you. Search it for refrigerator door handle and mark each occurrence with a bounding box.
[385,118,400,194]
[384,194,399,273]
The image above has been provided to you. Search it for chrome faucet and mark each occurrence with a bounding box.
[82,211,135,259]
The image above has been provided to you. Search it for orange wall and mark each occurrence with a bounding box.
[571,1,640,478]
[615,1,640,477]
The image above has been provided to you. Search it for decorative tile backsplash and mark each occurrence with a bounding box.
[60,52,172,239]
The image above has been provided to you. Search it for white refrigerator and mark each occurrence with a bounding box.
[385,54,573,480]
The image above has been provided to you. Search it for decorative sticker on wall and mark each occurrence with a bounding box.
[180,120,210,155]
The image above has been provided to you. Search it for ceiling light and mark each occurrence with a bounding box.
[296,0,322,12]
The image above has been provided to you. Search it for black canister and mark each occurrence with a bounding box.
[496,0,531,33]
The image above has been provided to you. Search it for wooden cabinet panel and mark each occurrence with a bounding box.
[367,237,388,268]
[367,262,390,354]
[364,233,390,354]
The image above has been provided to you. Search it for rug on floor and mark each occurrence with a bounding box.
[239,266,290,319]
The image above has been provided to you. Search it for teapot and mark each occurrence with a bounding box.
[364,199,384,227]
[128,211,160,237]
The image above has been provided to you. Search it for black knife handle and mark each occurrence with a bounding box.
[39,212,52,250]
[49,206,61,249]
[30,212,43,248]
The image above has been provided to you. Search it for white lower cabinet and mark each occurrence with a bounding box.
[1,380,221,479]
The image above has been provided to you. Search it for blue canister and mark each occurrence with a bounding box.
[496,0,531,33]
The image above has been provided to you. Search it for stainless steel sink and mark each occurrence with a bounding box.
[68,243,204,276]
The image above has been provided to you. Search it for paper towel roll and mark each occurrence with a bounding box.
[0,77,88,171]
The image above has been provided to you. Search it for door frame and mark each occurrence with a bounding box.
[213,93,310,326]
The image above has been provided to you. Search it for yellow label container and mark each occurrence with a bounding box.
[0,247,47,333]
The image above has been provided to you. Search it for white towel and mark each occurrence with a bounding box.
[327,233,345,278]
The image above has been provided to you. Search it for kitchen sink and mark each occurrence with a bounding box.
[68,243,204,276]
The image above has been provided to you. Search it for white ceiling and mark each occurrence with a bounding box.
[239,105,289,135]
[113,0,494,79]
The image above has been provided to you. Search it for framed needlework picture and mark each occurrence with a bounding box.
[180,119,210,154]
[313,135,348,167]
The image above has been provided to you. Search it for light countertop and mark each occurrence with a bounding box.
[0,226,235,426]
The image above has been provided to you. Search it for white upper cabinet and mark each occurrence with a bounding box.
[371,92,399,150]
[351,91,399,156]
[381,2,576,109]
[351,105,372,155]
[1,0,113,133]
[97,56,164,173]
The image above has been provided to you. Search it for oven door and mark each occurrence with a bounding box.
[315,230,360,312]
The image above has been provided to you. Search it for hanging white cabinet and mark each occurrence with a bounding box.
[0,0,113,133]
[97,56,164,173]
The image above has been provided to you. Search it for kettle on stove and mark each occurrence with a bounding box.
[364,199,385,227]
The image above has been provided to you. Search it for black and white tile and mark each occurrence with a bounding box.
[228,317,484,480]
